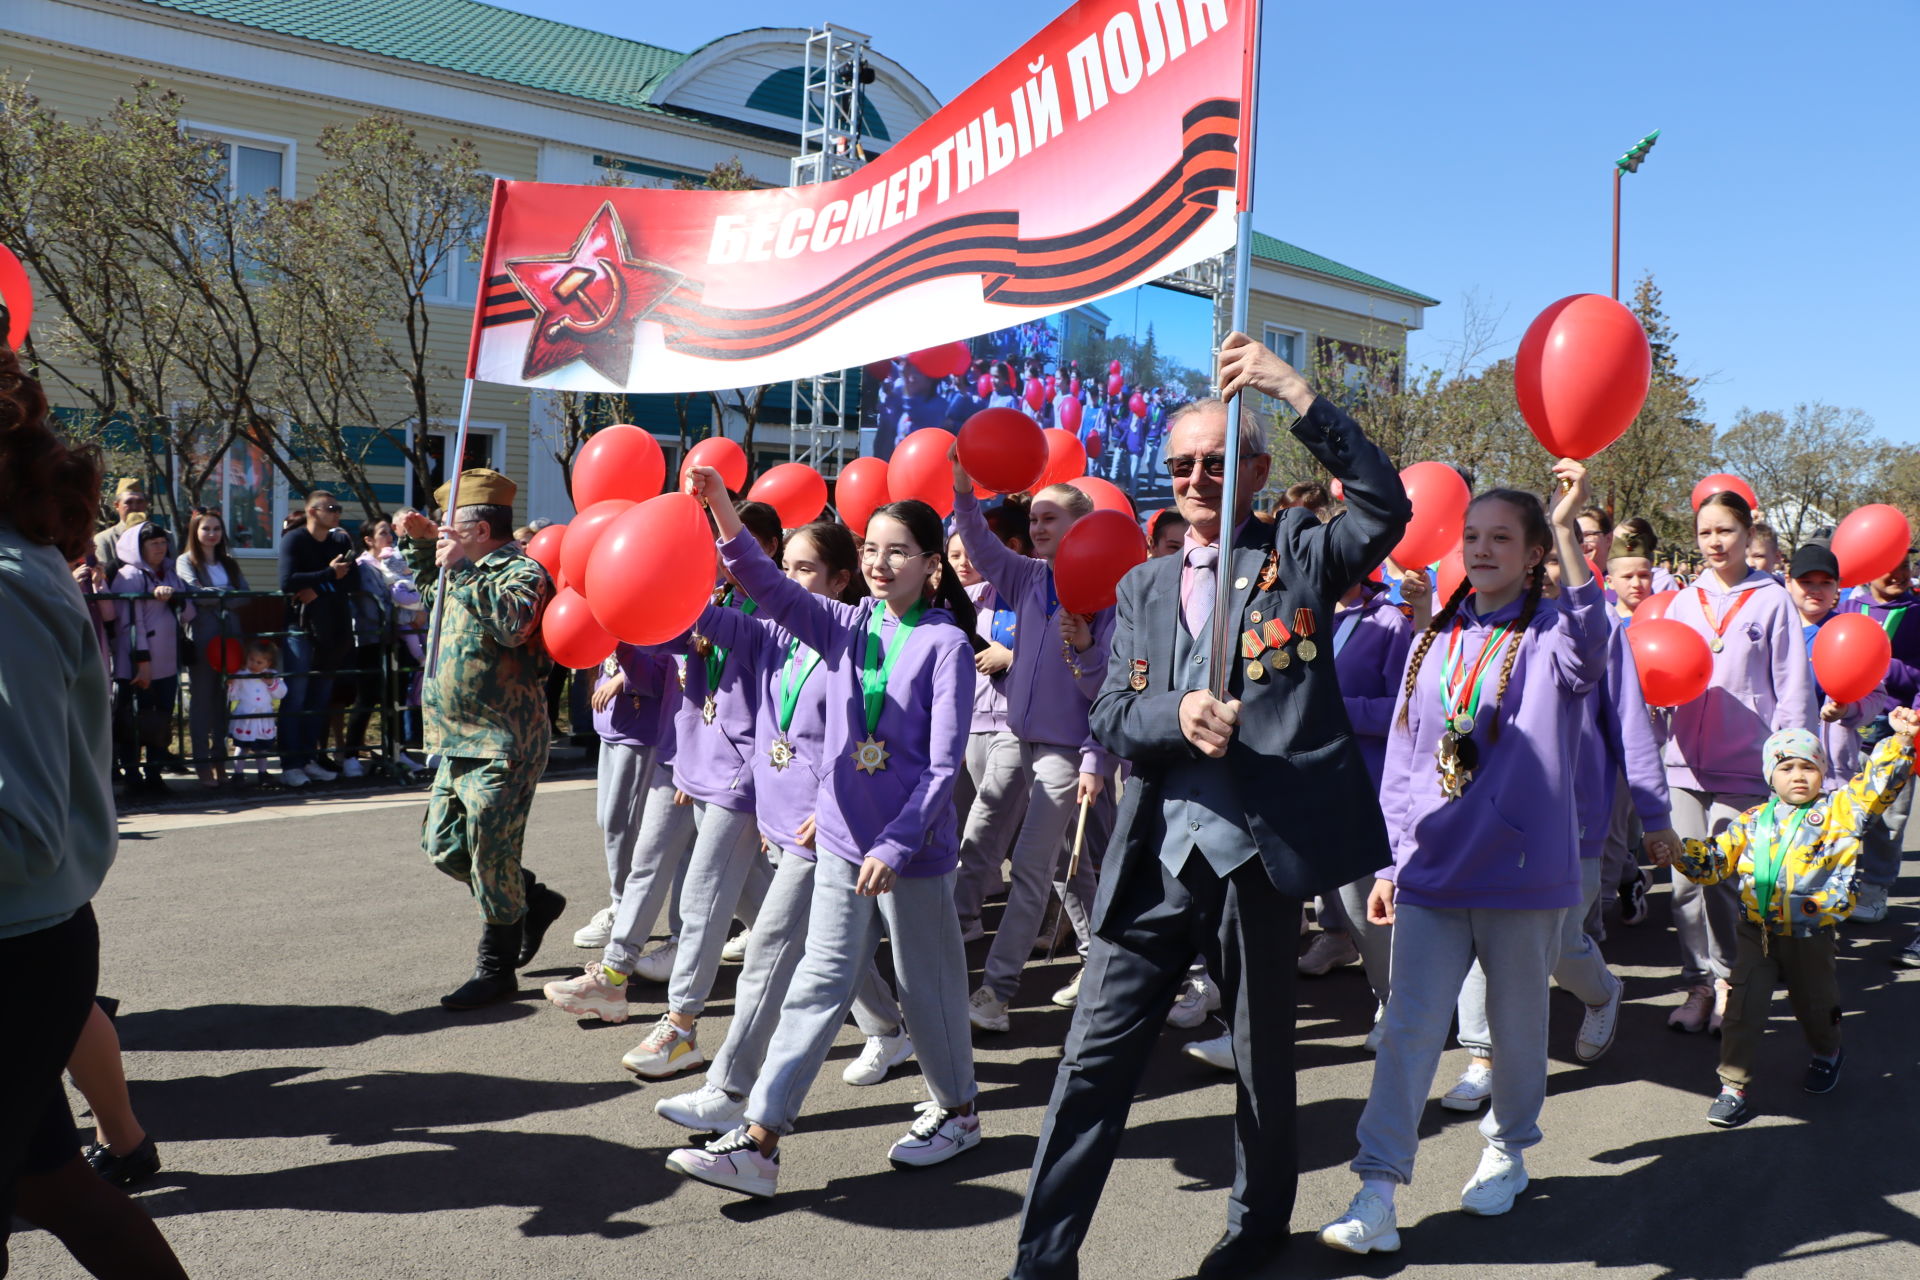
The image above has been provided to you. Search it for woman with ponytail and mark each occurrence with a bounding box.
[665,471,980,1198]
[1321,461,1612,1255]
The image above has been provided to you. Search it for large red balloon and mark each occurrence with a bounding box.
[560,499,635,588]
[0,243,33,348]
[1039,428,1087,489]
[1066,474,1135,518]
[958,407,1048,495]
[572,424,664,510]
[583,493,719,645]
[525,523,568,585]
[1054,509,1147,613]
[204,637,245,676]
[1514,293,1652,459]
[680,437,748,493]
[1831,504,1912,588]
[887,427,957,518]
[1391,461,1471,570]
[1633,589,1679,624]
[1627,618,1714,708]
[1812,613,1893,705]
[543,587,618,669]
[836,457,889,537]
[909,342,968,380]
[1434,548,1468,603]
[1107,373,1124,397]
[1689,472,1757,512]
[749,463,830,529]
[1057,395,1083,433]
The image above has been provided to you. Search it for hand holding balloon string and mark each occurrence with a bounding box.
[685,465,743,540]
[1548,459,1593,589]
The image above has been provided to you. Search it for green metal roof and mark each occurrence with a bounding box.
[1251,231,1439,307]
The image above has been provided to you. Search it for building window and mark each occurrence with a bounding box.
[423,239,485,305]
[1262,325,1303,368]
[189,126,293,202]
[411,426,502,513]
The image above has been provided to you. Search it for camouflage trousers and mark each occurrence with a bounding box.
[423,755,546,924]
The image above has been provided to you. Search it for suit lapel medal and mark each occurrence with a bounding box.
[1293,608,1319,664]
[1129,657,1149,691]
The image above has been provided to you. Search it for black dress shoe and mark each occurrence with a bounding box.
[83,1136,162,1188]
[1196,1231,1284,1279]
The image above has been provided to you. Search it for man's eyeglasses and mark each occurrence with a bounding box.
[1166,453,1228,479]
[310,503,343,514]
[860,547,931,571]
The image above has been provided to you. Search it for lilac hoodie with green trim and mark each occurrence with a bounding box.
[1378,577,1611,910]
[667,590,763,811]
[1661,570,1817,794]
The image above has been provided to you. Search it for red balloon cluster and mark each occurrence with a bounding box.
[836,457,890,536]
[749,463,829,528]
[1515,294,1652,460]
[1066,474,1134,517]
[1830,504,1912,588]
[1391,462,1471,570]
[1627,618,1713,707]
[583,492,718,646]
[543,588,617,668]
[1054,509,1146,612]
[1039,429,1087,489]
[958,408,1048,495]
[1633,589,1679,624]
[1813,613,1892,704]
[888,427,957,517]
[572,424,664,510]
[680,437,748,493]
[561,499,635,588]
[524,523,568,591]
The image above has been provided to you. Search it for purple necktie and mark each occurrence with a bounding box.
[1182,546,1218,637]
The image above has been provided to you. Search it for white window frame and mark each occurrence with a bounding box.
[184,121,297,202]
[406,421,507,516]
[1262,324,1306,372]
[423,171,507,309]
[167,404,290,558]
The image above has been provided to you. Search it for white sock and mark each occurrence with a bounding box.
[1362,1177,1397,1205]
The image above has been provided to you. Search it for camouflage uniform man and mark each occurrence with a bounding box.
[399,468,568,1010]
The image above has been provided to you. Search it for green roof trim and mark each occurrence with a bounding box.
[1250,232,1439,307]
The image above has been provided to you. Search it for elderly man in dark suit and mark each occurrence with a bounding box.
[1009,332,1412,1280]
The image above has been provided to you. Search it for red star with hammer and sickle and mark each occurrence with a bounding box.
[504,202,682,384]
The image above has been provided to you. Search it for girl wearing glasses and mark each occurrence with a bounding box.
[665,466,980,1198]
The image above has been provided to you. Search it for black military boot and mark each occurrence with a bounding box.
[441,922,523,1010]
[517,870,567,967]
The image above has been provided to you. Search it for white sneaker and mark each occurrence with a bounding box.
[1364,1001,1387,1053]
[341,757,366,778]
[278,766,310,788]
[1166,972,1222,1028]
[1460,1146,1528,1215]
[1851,882,1890,924]
[1182,1031,1233,1071]
[572,905,616,949]
[634,938,679,983]
[1298,930,1361,976]
[655,1082,747,1133]
[1051,968,1083,1008]
[302,761,339,782]
[968,986,1010,1032]
[721,927,751,963]
[1575,971,1623,1062]
[394,750,424,771]
[1319,1186,1400,1254]
[843,1032,914,1086]
[1440,1061,1493,1111]
[666,1124,778,1198]
[621,1015,705,1078]
[541,963,630,1023]
[887,1101,981,1168]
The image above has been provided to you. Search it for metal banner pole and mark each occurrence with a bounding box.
[423,377,475,680]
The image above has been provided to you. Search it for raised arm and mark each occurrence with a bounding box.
[950,488,1043,602]
[691,465,860,655]
[1543,462,1610,694]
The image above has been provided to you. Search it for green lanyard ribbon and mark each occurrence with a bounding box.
[704,592,757,691]
[1749,796,1811,929]
[860,601,925,734]
[775,639,823,734]
[1438,620,1515,727]
[1858,601,1908,640]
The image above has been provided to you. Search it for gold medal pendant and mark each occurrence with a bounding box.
[1247,658,1267,682]
[1295,639,1319,664]
[1708,636,1724,653]
[769,737,795,771]
[701,695,717,725]
[1268,648,1291,672]
[852,735,891,774]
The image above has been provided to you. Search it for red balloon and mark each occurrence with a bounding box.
[949,341,974,378]
[1812,613,1893,704]
[1434,548,1468,603]
[572,424,664,510]
[204,636,245,676]
[863,357,898,384]
[749,463,830,529]
[1066,474,1134,517]
[1069,375,1081,397]
[1391,461,1471,570]
[560,499,635,588]
[909,342,967,380]
[680,437,749,493]
[1125,393,1144,418]
[1831,504,1912,588]
[1045,374,1057,391]
[887,427,957,518]
[1514,293,1652,459]
[542,587,618,668]
[1330,478,1345,503]
[1633,589,1679,624]
[976,373,994,398]
[1039,428,1088,489]
[583,492,719,645]
[1107,373,1124,397]
[1690,473,1758,511]
[1108,359,1123,375]
[1054,508,1147,613]
[1056,395,1083,433]
[836,457,889,537]
[1627,618,1714,708]
[525,523,568,584]
[1024,378,1047,411]
[958,407,1048,495]
[1084,429,1103,460]
[0,243,33,348]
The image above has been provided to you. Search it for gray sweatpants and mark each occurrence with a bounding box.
[667,799,774,1018]
[1457,858,1611,1054]
[746,854,977,1135]
[954,730,1031,928]
[707,849,902,1100]
[1589,778,1641,940]
[599,749,695,973]
[980,742,1099,1001]
[1353,902,1565,1185]
[1668,788,1763,986]
[1859,773,1913,890]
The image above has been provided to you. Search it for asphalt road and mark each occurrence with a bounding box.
[14,779,1920,1279]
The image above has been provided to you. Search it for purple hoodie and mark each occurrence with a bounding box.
[719,529,974,877]
[591,643,677,749]
[1333,586,1415,787]
[1378,577,1611,910]
[952,491,1112,774]
[110,522,194,681]
[1573,615,1673,858]
[666,590,764,811]
[1662,570,1817,794]
[966,580,1013,735]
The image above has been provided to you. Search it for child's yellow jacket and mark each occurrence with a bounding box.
[1676,735,1914,936]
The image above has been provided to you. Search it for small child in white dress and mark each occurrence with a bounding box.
[227,639,290,783]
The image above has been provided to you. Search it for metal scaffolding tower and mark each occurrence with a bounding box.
[787,24,872,473]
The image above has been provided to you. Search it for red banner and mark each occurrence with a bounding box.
[468,0,1255,394]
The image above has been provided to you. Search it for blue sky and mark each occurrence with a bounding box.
[500,0,1918,443]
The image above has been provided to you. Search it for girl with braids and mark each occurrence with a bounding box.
[1658,490,1815,1033]
[667,470,981,1197]
[1320,461,1611,1254]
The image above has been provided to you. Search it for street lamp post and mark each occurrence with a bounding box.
[1613,129,1660,300]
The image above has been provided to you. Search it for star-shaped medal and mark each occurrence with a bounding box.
[505,202,683,383]
[852,736,890,774]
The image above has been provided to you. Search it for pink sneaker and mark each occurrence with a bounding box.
[887,1102,981,1168]
[1668,985,1712,1034]
[542,963,630,1023]
[666,1125,779,1198]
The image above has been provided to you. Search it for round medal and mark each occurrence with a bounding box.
[1295,639,1318,664]
[1708,636,1724,653]
[1268,649,1291,671]
[1247,659,1267,682]
[1451,712,1475,735]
